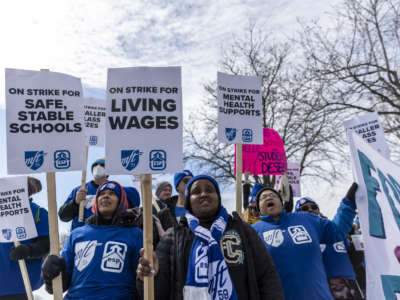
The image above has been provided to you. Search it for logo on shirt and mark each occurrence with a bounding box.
[75,240,97,271]
[263,229,284,247]
[194,244,209,284]
[288,225,312,244]
[220,230,244,265]
[320,244,326,252]
[333,241,347,253]
[101,241,127,273]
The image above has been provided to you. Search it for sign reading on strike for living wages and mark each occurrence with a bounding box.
[6,69,85,174]
[0,176,37,243]
[274,162,301,197]
[106,67,183,174]
[343,112,390,159]
[84,98,106,147]
[348,131,400,300]
[236,128,287,175]
[218,72,263,145]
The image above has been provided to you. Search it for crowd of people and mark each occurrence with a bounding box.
[0,158,366,300]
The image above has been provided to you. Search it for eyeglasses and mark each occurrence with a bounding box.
[259,193,279,201]
[300,204,319,211]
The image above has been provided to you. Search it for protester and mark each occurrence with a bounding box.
[242,183,263,224]
[295,197,364,299]
[42,181,143,300]
[137,175,284,300]
[154,181,173,210]
[252,183,358,300]
[157,170,193,230]
[0,177,49,300]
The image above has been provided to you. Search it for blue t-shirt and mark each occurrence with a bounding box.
[64,181,99,231]
[0,202,49,295]
[62,224,143,300]
[174,206,187,222]
[252,201,355,300]
[321,239,356,280]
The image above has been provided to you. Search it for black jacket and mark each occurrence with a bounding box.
[157,195,179,231]
[138,212,284,300]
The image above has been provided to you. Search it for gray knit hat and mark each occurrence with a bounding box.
[155,181,172,198]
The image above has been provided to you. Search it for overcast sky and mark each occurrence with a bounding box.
[0,0,349,236]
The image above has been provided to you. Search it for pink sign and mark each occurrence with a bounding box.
[235,128,287,175]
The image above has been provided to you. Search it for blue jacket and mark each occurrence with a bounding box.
[0,202,49,295]
[62,224,143,300]
[321,239,356,280]
[252,199,356,300]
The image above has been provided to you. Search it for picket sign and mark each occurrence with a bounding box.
[140,174,154,300]
[236,144,243,214]
[14,241,34,300]
[78,146,89,222]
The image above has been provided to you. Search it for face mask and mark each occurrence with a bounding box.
[93,165,106,179]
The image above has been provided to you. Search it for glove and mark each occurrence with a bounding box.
[41,255,66,282]
[346,182,358,205]
[9,244,32,260]
[116,208,141,227]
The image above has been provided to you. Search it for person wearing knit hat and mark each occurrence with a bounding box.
[42,180,143,300]
[157,170,193,230]
[154,181,173,209]
[137,174,284,300]
[295,197,320,214]
[0,177,49,299]
[252,184,359,300]
[58,158,108,231]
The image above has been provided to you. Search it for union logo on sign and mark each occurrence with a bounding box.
[2,229,11,240]
[149,150,167,170]
[121,150,142,171]
[25,151,46,171]
[54,150,71,169]
[225,128,236,141]
[242,129,253,142]
[89,136,98,146]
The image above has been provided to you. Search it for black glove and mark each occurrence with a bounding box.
[346,182,358,205]
[9,244,32,260]
[41,255,66,282]
[116,209,141,227]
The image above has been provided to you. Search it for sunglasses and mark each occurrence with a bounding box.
[300,204,319,211]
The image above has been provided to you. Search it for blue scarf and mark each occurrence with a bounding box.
[184,207,238,300]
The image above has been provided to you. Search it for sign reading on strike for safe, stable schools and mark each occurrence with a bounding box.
[236,128,287,175]
[0,176,37,243]
[218,72,263,144]
[6,69,85,174]
[343,111,390,159]
[348,131,400,300]
[84,98,106,147]
[106,67,183,174]
[274,162,301,197]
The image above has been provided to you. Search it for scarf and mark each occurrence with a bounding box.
[184,207,238,300]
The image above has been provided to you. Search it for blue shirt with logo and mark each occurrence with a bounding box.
[321,239,356,280]
[62,224,143,300]
[0,202,49,296]
[252,200,355,300]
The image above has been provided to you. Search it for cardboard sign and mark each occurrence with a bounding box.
[348,131,400,300]
[84,98,106,147]
[217,72,263,144]
[0,176,37,243]
[274,162,301,197]
[6,69,85,174]
[344,112,390,158]
[237,128,287,175]
[106,67,183,174]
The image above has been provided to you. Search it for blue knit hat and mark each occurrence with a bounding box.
[184,175,221,213]
[98,182,121,201]
[249,183,264,203]
[174,170,194,191]
[123,186,140,208]
[91,158,105,172]
[295,197,318,212]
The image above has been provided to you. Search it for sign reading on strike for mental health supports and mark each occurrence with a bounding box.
[344,111,390,159]
[348,131,400,300]
[217,72,263,144]
[236,128,287,175]
[84,98,106,147]
[274,162,301,197]
[106,67,183,174]
[0,176,37,243]
[6,69,85,174]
